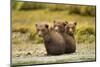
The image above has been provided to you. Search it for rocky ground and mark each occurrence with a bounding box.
[12,43,96,66]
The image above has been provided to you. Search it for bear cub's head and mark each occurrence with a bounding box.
[52,20,77,38]
[53,20,68,33]
[65,22,77,36]
[35,23,49,37]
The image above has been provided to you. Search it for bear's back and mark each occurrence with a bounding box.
[44,30,67,55]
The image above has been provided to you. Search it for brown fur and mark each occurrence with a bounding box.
[35,23,76,55]
[53,20,77,38]
[61,33,76,53]
[65,22,77,38]
[53,20,68,33]
[52,20,76,52]
[36,23,66,55]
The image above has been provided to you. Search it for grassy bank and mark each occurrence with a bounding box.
[12,10,95,44]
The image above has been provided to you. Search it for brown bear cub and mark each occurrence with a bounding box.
[53,20,76,53]
[35,23,76,55]
[53,20,77,38]
[35,23,66,55]
[65,22,77,38]
[53,20,68,33]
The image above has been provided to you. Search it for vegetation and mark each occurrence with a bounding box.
[76,24,95,43]
[12,1,96,16]
[12,1,96,66]
[12,1,96,44]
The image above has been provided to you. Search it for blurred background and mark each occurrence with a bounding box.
[12,1,96,44]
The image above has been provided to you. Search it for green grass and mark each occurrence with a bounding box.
[12,10,95,44]
[76,23,95,43]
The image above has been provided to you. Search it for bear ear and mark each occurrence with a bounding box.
[65,21,68,24]
[63,22,66,26]
[74,22,77,26]
[63,21,68,26]
[45,24,49,28]
[35,24,38,27]
[53,20,56,24]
